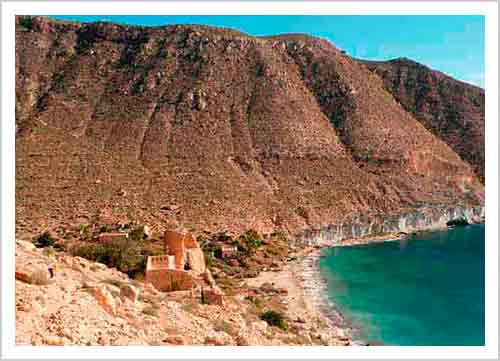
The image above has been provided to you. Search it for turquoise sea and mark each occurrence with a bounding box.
[319,224,485,346]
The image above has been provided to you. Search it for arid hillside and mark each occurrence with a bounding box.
[15,16,484,238]
[361,57,485,183]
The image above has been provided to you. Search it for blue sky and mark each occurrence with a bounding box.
[50,15,485,88]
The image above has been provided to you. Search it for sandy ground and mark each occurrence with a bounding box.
[244,245,353,344]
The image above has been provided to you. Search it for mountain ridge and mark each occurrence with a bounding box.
[15,16,484,238]
[360,56,485,182]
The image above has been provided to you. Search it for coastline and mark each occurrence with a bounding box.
[298,248,359,343]
[293,233,409,346]
[298,222,486,347]
[243,245,354,345]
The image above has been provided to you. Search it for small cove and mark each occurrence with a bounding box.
[318,224,485,346]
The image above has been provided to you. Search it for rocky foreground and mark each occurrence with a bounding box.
[15,239,351,346]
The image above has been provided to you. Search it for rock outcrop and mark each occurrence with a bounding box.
[296,204,484,246]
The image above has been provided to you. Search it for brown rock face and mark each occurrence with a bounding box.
[15,17,484,237]
[360,57,485,183]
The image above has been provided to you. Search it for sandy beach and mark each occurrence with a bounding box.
[244,233,413,346]
[244,245,355,345]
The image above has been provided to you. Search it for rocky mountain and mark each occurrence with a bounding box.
[361,57,485,183]
[15,16,484,238]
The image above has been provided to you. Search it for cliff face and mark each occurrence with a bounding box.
[15,17,484,237]
[296,204,484,246]
[361,58,485,183]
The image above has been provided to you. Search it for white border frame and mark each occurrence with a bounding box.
[1,1,498,359]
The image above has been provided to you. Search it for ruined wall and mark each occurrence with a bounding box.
[147,255,175,270]
[164,231,186,269]
[186,248,206,273]
[145,269,196,292]
[295,205,485,247]
[183,233,199,248]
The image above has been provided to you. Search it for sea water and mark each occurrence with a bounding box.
[319,224,485,346]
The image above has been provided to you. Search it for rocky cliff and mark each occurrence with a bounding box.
[296,204,484,246]
[15,16,484,238]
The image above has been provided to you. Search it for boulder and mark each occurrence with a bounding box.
[15,269,32,284]
[251,320,268,334]
[160,204,180,212]
[120,284,138,304]
[16,239,36,251]
[90,286,116,315]
[162,335,185,345]
[92,262,108,271]
[31,335,43,346]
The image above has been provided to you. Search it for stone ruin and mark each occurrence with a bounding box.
[145,231,223,304]
[96,232,129,244]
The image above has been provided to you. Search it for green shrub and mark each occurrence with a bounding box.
[198,235,221,267]
[155,37,167,49]
[271,230,288,243]
[99,224,112,233]
[53,242,66,251]
[19,17,36,32]
[53,73,65,90]
[470,93,482,107]
[125,255,147,279]
[255,63,265,77]
[129,226,148,241]
[260,310,288,331]
[34,231,56,248]
[72,243,121,266]
[236,229,263,255]
[79,224,92,240]
[131,81,145,95]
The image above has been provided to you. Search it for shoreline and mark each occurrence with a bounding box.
[243,245,355,345]
[294,233,409,346]
[298,248,360,343]
[298,223,485,347]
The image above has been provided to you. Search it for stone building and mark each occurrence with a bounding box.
[163,230,206,273]
[145,231,206,292]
